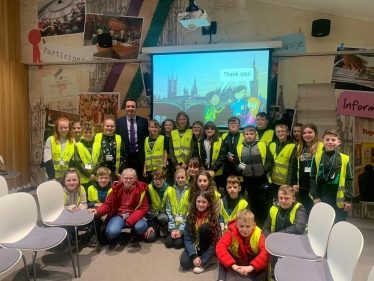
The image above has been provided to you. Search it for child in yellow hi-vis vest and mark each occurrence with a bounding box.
[219,176,249,232]
[262,185,307,238]
[87,167,112,247]
[59,168,88,251]
[216,209,272,281]
[310,129,353,223]
[143,119,167,183]
[144,168,172,243]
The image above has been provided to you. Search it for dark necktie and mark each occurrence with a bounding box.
[130,118,136,153]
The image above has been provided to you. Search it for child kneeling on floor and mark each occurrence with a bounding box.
[144,168,172,242]
[180,190,219,274]
[262,185,307,237]
[216,209,271,281]
[87,167,113,246]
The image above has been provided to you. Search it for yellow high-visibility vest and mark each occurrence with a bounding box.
[76,141,101,184]
[269,203,301,232]
[95,133,121,175]
[229,226,262,256]
[64,185,85,206]
[220,198,248,228]
[269,142,295,185]
[148,183,171,217]
[171,129,193,164]
[197,137,223,176]
[166,187,190,227]
[256,130,274,146]
[314,152,349,208]
[47,136,75,179]
[87,185,112,203]
[145,136,165,172]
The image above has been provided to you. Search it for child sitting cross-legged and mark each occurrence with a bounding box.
[86,167,112,246]
[216,209,272,281]
[220,175,249,232]
[144,168,172,242]
[180,190,220,274]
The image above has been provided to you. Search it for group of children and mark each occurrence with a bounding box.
[52,109,353,280]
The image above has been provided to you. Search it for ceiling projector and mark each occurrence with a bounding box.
[178,0,211,30]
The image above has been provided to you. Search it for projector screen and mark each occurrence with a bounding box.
[152,49,271,127]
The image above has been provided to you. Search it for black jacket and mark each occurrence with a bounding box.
[192,137,226,172]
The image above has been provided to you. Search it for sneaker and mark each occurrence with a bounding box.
[129,235,139,245]
[193,266,205,274]
[88,235,98,247]
[160,228,168,237]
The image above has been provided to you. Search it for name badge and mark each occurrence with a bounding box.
[175,215,183,222]
[59,160,65,165]
[239,163,246,170]
[106,155,113,161]
[85,164,92,169]
[304,167,311,173]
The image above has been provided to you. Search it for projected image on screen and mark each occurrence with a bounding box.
[152,50,270,127]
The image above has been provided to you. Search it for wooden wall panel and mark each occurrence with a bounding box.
[0,0,30,189]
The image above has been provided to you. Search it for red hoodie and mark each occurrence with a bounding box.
[96,180,148,227]
[216,219,271,272]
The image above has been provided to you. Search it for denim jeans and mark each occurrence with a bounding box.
[105,215,148,239]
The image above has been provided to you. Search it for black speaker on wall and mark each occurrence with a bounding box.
[311,19,331,37]
[98,33,112,48]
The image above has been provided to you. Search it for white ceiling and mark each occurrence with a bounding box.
[254,0,374,23]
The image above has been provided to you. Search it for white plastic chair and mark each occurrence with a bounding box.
[275,221,364,281]
[266,202,335,260]
[0,248,29,280]
[0,193,76,281]
[0,175,8,197]
[368,265,374,281]
[37,181,99,277]
[0,155,24,188]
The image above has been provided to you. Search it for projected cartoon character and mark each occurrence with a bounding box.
[241,97,261,125]
[228,85,247,116]
[203,91,226,122]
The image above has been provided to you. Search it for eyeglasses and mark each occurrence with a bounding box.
[228,122,240,125]
[153,178,165,182]
[192,126,202,130]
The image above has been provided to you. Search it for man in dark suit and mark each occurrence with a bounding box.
[115,98,149,179]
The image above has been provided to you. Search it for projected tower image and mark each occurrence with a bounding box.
[153,50,270,127]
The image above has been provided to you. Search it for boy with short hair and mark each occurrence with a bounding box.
[234,125,274,225]
[269,124,296,203]
[262,185,307,237]
[216,117,245,193]
[310,129,353,223]
[74,122,104,190]
[143,119,167,183]
[220,176,249,232]
[144,168,171,243]
[255,112,275,146]
[87,167,113,246]
[216,209,271,281]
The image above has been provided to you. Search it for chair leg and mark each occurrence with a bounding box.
[19,173,24,189]
[75,226,81,277]
[32,251,37,281]
[67,234,77,278]
[92,218,101,252]
[22,255,30,281]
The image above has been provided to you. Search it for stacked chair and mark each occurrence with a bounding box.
[266,202,365,281]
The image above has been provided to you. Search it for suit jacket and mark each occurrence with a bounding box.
[115,115,148,162]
